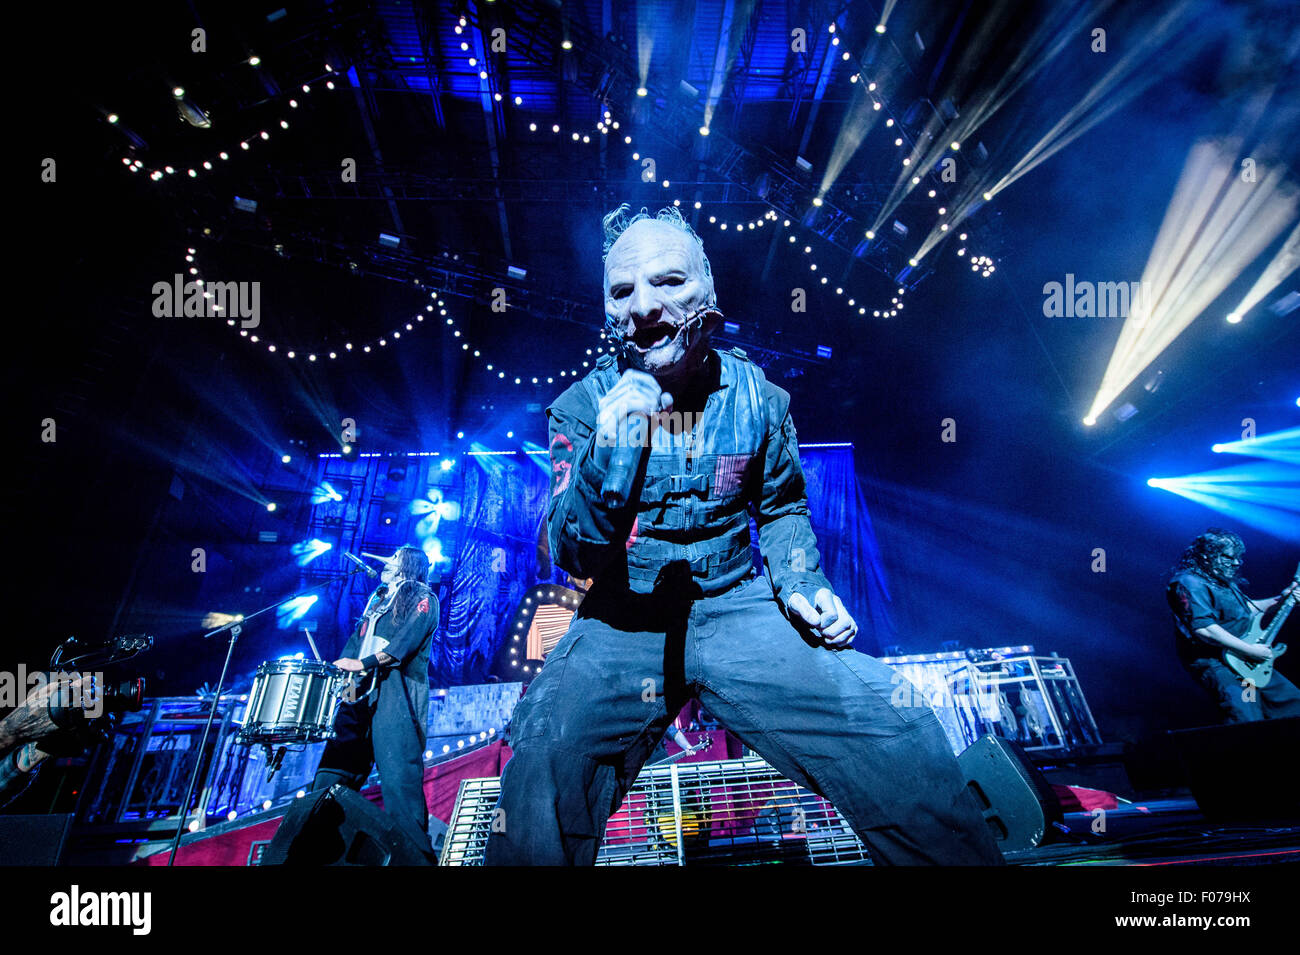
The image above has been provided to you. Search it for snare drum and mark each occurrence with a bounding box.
[238,659,344,745]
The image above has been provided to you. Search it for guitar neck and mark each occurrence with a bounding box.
[1264,591,1297,645]
[661,735,711,763]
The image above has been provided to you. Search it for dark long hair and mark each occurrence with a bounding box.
[1171,527,1248,588]
[377,545,432,625]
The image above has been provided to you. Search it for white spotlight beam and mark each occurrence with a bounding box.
[985,3,1198,202]
[1085,140,1299,424]
[821,81,883,196]
[915,3,1193,260]
[1222,219,1300,323]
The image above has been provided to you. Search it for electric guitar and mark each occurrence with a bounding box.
[657,733,713,765]
[1223,562,1300,688]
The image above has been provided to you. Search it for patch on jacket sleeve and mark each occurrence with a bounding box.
[550,432,574,496]
[417,597,430,615]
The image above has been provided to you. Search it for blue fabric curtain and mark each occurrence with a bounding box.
[434,453,565,684]
[793,446,896,652]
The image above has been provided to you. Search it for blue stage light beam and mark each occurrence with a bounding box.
[291,538,332,566]
[522,441,551,474]
[312,482,344,504]
[1147,462,1300,542]
[1211,426,1300,466]
[276,595,319,628]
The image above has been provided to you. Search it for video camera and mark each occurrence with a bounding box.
[40,633,151,753]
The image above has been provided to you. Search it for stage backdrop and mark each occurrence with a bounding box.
[300,444,893,685]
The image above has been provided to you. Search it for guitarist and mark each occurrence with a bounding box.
[651,702,707,764]
[1166,528,1300,723]
[311,545,440,859]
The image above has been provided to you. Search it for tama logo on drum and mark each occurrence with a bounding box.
[282,677,304,716]
[49,885,151,935]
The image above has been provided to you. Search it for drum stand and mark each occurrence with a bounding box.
[165,566,372,866]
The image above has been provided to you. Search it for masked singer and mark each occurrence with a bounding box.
[312,545,438,859]
[485,205,1003,865]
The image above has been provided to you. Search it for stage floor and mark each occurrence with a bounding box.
[1007,797,1300,866]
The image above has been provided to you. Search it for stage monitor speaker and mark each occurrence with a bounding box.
[1168,717,1300,821]
[260,785,433,866]
[958,735,1063,851]
[0,813,74,865]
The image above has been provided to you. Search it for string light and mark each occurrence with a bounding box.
[183,246,590,385]
[162,35,996,364]
[123,63,341,182]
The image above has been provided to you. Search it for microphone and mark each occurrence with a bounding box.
[600,391,672,508]
[343,552,378,578]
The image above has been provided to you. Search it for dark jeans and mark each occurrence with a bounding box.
[1184,657,1300,723]
[485,574,1004,865]
[312,674,431,856]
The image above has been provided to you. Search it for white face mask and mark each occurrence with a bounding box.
[603,220,716,378]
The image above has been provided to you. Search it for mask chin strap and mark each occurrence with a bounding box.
[606,302,721,362]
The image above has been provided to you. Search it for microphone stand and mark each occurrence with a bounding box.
[165,565,376,866]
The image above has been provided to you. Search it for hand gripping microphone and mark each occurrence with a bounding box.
[600,391,673,508]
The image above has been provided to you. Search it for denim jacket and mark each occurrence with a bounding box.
[545,347,831,604]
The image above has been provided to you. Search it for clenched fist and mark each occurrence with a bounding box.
[788,588,858,650]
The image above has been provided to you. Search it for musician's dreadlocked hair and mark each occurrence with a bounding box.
[1171,527,1248,586]
[385,545,433,625]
